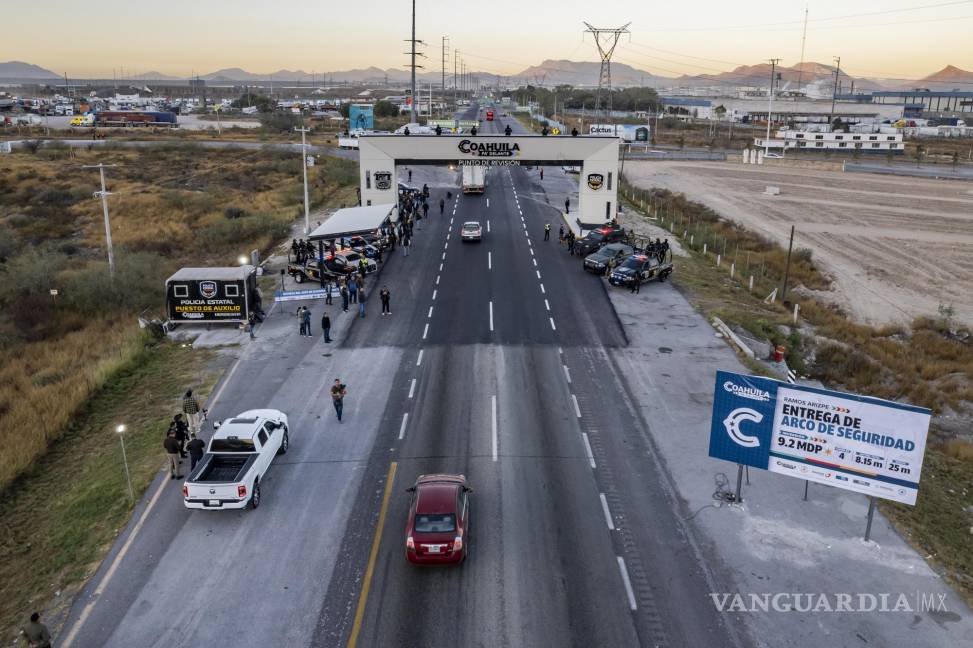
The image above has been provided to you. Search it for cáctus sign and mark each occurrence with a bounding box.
[709,371,930,505]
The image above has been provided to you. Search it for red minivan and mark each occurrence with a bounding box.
[405,474,471,565]
[485,110,494,121]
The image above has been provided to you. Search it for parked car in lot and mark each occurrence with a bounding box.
[608,253,673,287]
[182,409,289,510]
[461,221,483,242]
[405,474,472,565]
[575,226,630,257]
[340,235,383,258]
[583,242,634,274]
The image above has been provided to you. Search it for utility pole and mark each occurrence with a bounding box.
[83,164,118,279]
[405,0,424,124]
[295,127,311,235]
[454,49,459,113]
[441,36,449,119]
[796,6,809,95]
[583,22,631,125]
[765,58,780,155]
[829,56,842,129]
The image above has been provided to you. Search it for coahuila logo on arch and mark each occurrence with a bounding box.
[723,380,770,402]
[458,139,521,157]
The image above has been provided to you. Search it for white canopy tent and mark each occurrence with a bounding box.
[308,203,397,241]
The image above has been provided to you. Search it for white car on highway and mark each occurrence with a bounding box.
[461,221,483,242]
[182,409,289,510]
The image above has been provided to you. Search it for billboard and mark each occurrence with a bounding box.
[709,371,930,505]
[349,104,374,131]
[588,124,650,142]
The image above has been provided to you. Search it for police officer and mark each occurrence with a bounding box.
[435,124,442,136]
[544,223,551,241]
[504,124,512,136]
[470,125,478,136]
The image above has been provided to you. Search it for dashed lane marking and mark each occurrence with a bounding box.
[488,252,492,270]
[617,557,638,611]
[600,493,615,530]
[428,306,434,319]
[398,413,409,440]
[581,432,596,469]
[416,349,424,366]
[432,290,437,301]
[545,299,550,311]
[489,301,494,332]
[532,258,537,267]
[549,317,557,331]
[487,220,491,232]
[491,395,498,462]
[571,393,582,418]
[535,270,541,279]
[563,364,571,383]
[422,323,429,340]
[408,379,416,399]
[540,283,545,294]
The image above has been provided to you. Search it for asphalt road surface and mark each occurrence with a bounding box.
[60,104,742,648]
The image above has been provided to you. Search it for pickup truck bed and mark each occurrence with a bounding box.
[193,454,256,483]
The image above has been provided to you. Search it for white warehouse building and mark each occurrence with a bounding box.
[754,130,904,154]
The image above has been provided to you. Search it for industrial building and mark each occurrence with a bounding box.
[836,90,973,116]
[754,130,904,154]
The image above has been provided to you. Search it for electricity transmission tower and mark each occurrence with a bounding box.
[583,22,630,123]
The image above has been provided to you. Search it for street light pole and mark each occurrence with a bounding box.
[295,127,311,235]
[116,425,134,502]
[765,58,780,156]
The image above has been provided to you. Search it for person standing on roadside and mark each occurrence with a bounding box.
[303,307,312,337]
[348,276,358,304]
[340,281,349,312]
[630,274,641,294]
[544,223,551,241]
[247,310,257,339]
[182,389,202,435]
[331,379,347,422]
[21,612,52,648]
[380,286,391,315]
[164,431,183,480]
[403,234,411,257]
[322,312,332,343]
[540,167,544,180]
[296,305,306,335]
[324,279,333,305]
[187,434,205,471]
[558,225,565,243]
[439,197,445,216]
[171,414,189,457]
[389,229,397,251]
[564,197,570,214]
[358,287,367,318]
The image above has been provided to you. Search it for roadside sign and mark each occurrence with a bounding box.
[49,289,59,296]
[551,128,561,135]
[274,288,333,302]
[709,370,930,505]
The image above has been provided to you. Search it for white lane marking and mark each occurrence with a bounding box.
[408,379,416,399]
[549,317,557,331]
[582,432,596,469]
[436,275,441,285]
[535,270,541,279]
[428,306,434,318]
[491,395,498,462]
[488,251,492,270]
[423,323,429,339]
[444,242,448,250]
[571,394,582,418]
[487,198,490,208]
[563,365,571,383]
[432,289,437,301]
[442,252,446,261]
[399,413,409,440]
[487,220,491,232]
[416,349,424,366]
[527,238,532,246]
[451,217,454,224]
[540,283,546,294]
[617,557,638,610]
[558,346,563,354]
[530,247,534,257]
[545,299,551,311]
[489,301,494,332]
[600,493,615,530]
[532,258,537,267]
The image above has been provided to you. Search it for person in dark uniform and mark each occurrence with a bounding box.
[470,125,478,136]
[21,612,52,648]
[187,434,206,471]
[544,223,551,241]
[504,124,512,136]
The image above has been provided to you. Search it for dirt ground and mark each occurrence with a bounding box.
[625,160,973,327]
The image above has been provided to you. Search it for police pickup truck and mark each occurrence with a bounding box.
[182,409,289,510]
[608,253,673,288]
[287,250,376,283]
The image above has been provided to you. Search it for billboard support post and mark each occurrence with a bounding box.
[864,496,877,542]
[803,480,809,501]
[734,464,744,503]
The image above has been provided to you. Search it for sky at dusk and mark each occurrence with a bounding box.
[4,0,971,81]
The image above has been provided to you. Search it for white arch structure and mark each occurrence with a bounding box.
[358,134,620,224]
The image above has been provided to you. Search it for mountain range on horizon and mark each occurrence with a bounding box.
[1,59,971,92]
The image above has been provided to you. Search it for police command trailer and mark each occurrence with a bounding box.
[165,266,262,324]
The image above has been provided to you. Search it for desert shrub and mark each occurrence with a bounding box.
[224,206,247,220]
[196,211,289,250]
[57,252,173,316]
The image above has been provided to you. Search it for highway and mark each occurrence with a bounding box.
[60,104,742,648]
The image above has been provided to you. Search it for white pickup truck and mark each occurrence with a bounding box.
[182,409,289,510]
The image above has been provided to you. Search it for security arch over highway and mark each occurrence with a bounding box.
[358,134,620,224]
